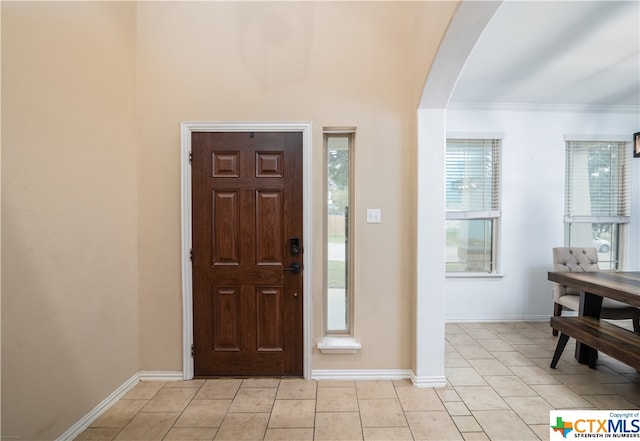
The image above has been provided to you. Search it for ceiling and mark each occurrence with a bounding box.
[449,1,640,108]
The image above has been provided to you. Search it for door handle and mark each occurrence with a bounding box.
[283,262,301,274]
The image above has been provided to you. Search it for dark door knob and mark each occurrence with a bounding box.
[283,262,301,274]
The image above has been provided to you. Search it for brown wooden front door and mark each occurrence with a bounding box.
[191,131,303,377]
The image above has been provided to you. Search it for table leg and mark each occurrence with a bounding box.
[575,291,603,364]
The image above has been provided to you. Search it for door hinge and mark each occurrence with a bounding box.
[190,249,193,261]
[189,151,193,164]
[191,344,194,357]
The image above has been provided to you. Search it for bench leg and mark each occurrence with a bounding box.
[551,333,570,369]
[588,347,597,369]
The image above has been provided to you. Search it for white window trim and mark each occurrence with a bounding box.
[563,138,631,270]
[317,335,362,354]
[445,137,502,274]
[319,128,361,354]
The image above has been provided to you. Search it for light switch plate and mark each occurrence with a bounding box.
[366,208,381,224]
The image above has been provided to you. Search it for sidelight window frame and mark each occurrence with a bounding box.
[317,127,361,353]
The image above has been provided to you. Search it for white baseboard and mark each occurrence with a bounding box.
[138,370,184,381]
[59,367,444,440]
[410,373,447,388]
[312,369,447,388]
[56,371,184,441]
[311,369,413,381]
[445,315,550,323]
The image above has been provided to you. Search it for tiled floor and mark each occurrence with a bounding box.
[75,321,640,440]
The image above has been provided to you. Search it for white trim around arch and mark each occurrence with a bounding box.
[415,1,501,384]
[180,121,313,380]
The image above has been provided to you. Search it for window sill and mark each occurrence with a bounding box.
[317,336,361,354]
[446,272,504,279]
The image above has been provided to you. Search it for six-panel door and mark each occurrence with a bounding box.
[191,131,303,377]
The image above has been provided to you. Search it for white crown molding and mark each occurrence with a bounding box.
[447,102,640,114]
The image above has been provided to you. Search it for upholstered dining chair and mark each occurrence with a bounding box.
[551,247,640,336]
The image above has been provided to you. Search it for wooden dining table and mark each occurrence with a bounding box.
[547,271,640,364]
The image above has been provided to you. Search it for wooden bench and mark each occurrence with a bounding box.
[550,316,640,370]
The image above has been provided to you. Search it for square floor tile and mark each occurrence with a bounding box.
[276,379,317,399]
[164,427,217,441]
[268,399,315,428]
[452,415,482,432]
[314,412,363,441]
[91,399,147,428]
[491,351,536,367]
[74,428,121,441]
[229,387,276,413]
[445,401,471,416]
[503,396,551,425]
[113,412,179,441]
[461,432,490,440]
[142,387,198,413]
[405,410,463,440]
[446,352,472,368]
[174,399,231,428]
[358,398,406,428]
[455,386,509,411]
[196,379,242,399]
[476,338,514,352]
[436,388,462,402]
[531,384,594,408]
[355,380,397,399]
[455,345,495,360]
[363,427,413,440]
[483,376,537,397]
[507,366,561,385]
[264,428,314,440]
[241,378,280,388]
[447,334,477,347]
[214,413,269,440]
[122,382,164,400]
[445,368,487,387]
[467,359,513,376]
[583,393,638,408]
[395,386,445,411]
[472,410,538,440]
[316,386,358,412]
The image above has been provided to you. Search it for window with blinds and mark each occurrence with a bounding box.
[446,139,501,273]
[564,140,630,269]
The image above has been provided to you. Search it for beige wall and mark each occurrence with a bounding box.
[1,2,139,439]
[1,1,457,438]
[135,1,456,371]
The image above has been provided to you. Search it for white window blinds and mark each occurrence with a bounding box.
[446,139,500,219]
[565,141,630,223]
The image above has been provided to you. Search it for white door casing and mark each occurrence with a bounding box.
[181,121,313,380]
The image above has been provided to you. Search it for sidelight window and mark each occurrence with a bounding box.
[324,128,355,334]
